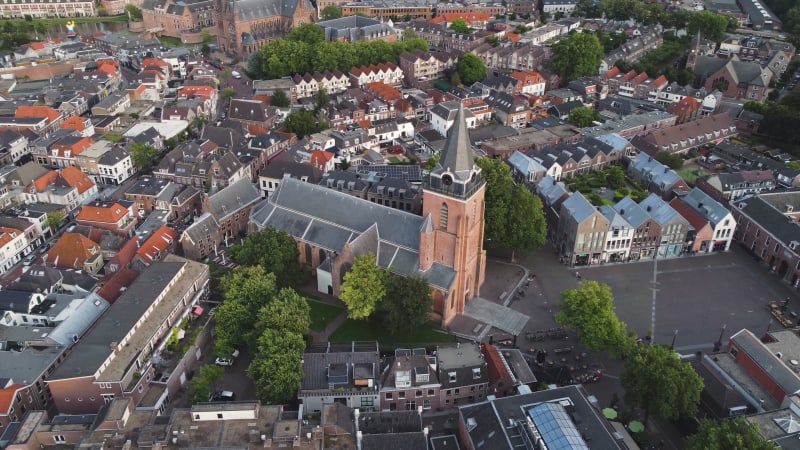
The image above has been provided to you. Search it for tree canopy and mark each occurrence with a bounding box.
[214,266,278,354]
[456,53,487,85]
[568,107,602,127]
[125,4,143,20]
[282,109,329,138]
[379,275,433,334]
[656,151,684,170]
[229,228,306,287]
[340,254,389,320]
[555,281,628,352]
[450,18,471,34]
[320,5,342,20]
[129,143,160,171]
[621,344,703,423]
[271,89,290,107]
[45,211,65,233]
[551,32,603,82]
[220,87,237,100]
[189,364,223,404]
[255,288,311,336]
[476,158,547,260]
[248,328,305,403]
[686,418,777,450]
[251,33,428,79]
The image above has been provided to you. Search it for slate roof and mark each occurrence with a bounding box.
[300,343,380,391]
[536,176,568,206]
[630,153,684,192]
[250,177,456,290]
[207,178,261,219]
[232,0,313,21]
[734,193,800,247]
[639,193,683,226]
[681,187,731,227]
[0,290,36,313]
[599,205,631,230]
[261,157,323,182]
[435,103,477,182]
[560,192,596,225]
[613,196,651,228]
[693,56,771,87]
[508,151,545,177]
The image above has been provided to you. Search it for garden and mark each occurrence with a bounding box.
[564,166,650,207]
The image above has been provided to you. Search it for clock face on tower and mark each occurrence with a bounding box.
[442,174,453,186]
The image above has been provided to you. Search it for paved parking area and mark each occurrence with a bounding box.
[514,245,799,352]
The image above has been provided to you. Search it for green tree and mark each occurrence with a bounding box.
[282,109,328,138]
[686,418,777,450]
[551,32,603,81]
[44,211,65,233]
[201,43,211,57]
[200,29,213,43]
[555,281,628,351]
[379,275,432,334]
[475,158,546,260]
[504,183,547,261]
[568,106,602,127]
[688,10,729,42]
[189,364,224,404]
[621,344,703,423]
[124,4,143,20]
[450,71,462,87]
[656,151,684,170]
[215,266,278,353]
[450,18,471,34]
[271,89,290,107]
[255,288,311,335]
[339,254,389,320]
[321,5,343,20]
[606,166,626,190]
[221,87,237,100]
[456,53,487,85]
[129,143,160,171]
[287,23,324,45]
[425,152,441,171]
[248,329,305,403]
[314,87,330,110]
[229,228,305,287]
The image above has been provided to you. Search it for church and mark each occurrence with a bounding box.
[249,105,487,326]
[215,0,316,56]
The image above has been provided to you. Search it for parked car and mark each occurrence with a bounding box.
[209,390,236,402]
[22,254,36,266]
[214,349,240,366]
[231,70,242,79]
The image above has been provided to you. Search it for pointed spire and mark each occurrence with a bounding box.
[437,102,475,181]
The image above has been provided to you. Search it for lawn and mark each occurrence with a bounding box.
[308,300,344,332]
[677,168,705,183]
[388,156,401,164]
[329,319,453,345]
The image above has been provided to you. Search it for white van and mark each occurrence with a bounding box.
[231,70,242,79]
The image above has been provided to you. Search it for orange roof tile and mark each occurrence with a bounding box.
[0,227,23,248]
[33,170,58,193]
[46,232,99,269]
[60,167,95,194]
[136,226,178,264]
[141,58,168,67]
[60,115,87,132]
[0,384,25,413]
[442,12,490,23]
[15,105,61,124]
[28,42,46,50]
[604,67,621,79]
[505,32,521,43]
[310,150,334,168]
[76,202,129,224]
[430,17,446,25]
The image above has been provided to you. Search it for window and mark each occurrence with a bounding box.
[448,372,456,383]
[53,436,66,444]
[427,389,435,397]
[398,392,406,400]
[361,397,374,407]
[416,390,422,398]
[440,203,448,230]
[385,393,393,400]
[472,368,481,379]
[455,388,460,395]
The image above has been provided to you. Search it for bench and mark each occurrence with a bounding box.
[472,324,483,334]
[553,347,573,355]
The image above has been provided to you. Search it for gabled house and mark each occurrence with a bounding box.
[639,193,689,258]
[556,192,610,266]
[134,225,179,266]
[75,201,137,237]
[692,55,773,102]
[669,197,715,254]
[696,170,776,203]
[45,232,103,273]
[599,205,633,262]
[628,152,691,200]
[25,167,97,211]
[679,187,736,252]
[614,196,662,261]
[429,101,478,136]
[227,99,279,132]
[486,91,530,129]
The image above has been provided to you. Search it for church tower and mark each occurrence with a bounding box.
[420,103,486,327]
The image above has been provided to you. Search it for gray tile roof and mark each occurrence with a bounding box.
[301,343,380,391]
[435,103,477,181]
[249,177,455,290]
[734,193,800,248]
[682,187,731,227]
[599,205,631,230]
[560,192,597,225]
[207,178,261,219]
[536,176,569,206]
[639,193,682,226]
[614,196,650,228]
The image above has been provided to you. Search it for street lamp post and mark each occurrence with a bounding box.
[713,323,727,352]
[670,329,678,350]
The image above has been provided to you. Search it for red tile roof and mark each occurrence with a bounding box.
[136,226,178,264]
[15,106,61,124]
[60,116,88,132]
[76,202,129,224]
[60,166,95,194]
[97,268,139,304]
[33,170,58,193]
[669,198,711,232]
[46,232,99,269]
[0,384,25,413]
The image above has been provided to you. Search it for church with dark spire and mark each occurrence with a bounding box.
[249,103,486,326]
